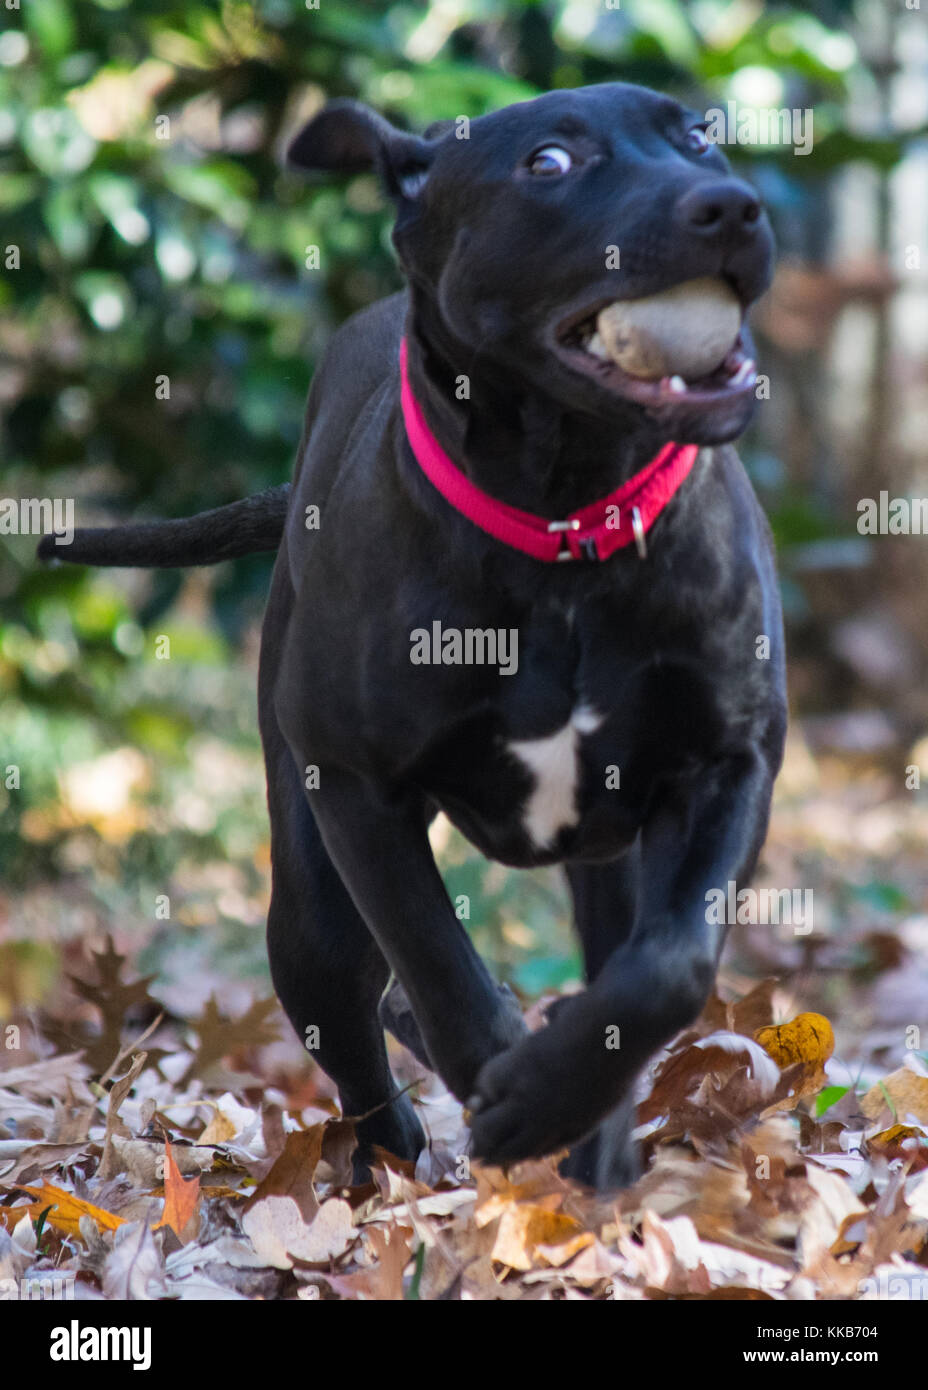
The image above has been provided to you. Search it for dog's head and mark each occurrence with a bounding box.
[288,83,774,446]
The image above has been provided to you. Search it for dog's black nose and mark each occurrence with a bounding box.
[675,181,762,242]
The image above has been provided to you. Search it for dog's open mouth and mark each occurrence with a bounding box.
[554,276,757,410]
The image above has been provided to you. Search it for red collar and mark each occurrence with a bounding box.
[399,338,699,563]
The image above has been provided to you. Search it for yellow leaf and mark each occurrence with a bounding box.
[197,1110,238,1146]
[491,1205,584,1272]
[754,1012,834,1070]
[869,1123,925,1153]
[535,1230,596,1267]
[18,1182,124,1238]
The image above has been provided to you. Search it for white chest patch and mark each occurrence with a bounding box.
[506,704,604,849]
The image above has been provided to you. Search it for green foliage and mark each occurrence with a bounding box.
[814,1083,850,1117]
[0,0,916,981]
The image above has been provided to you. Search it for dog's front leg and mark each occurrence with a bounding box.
[307,767,527,1101]
[468,749,777,1176]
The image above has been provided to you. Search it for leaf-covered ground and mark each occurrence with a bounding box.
[2,725,928,1301]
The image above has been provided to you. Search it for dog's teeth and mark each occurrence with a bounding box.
[668,374,687,394]
[586,332,610,360]
[729,357,756,386]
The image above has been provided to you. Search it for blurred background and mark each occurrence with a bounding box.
[2,0,928,1078]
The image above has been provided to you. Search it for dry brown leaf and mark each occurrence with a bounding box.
[153,1140,201,1242]
[316,1118,357,1187]
[0,1141,93,1186]
[98,1051,148,1181]
[65,936,161,1075]
[699,979,779,1038]
[798,1111,847,1154]
[417,1210,499,1300]
[796,1161,868,1271]
[860,1068,928,1124]
[244,1125,324,1221]
[619,1210,713,1296]
[179,995,280,1086]
[108,1137,215,1187]
[867,1123,927,1163]
[326,1222,413,1300]
[0,1201,39,1232]
[639,1031,779,1125]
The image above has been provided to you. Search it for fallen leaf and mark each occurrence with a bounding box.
[109,1137,215,1188]
[797,1162,868,1270]
[861,1068,928,1124]
[699,979,779,1038]
[534,1229,595,1267]
[492,1205,585,1272]
[102,1220,168,1300]
[561,1239,625,1287]
[98,1052,148,1180]
[244,1125,324,1221]
[242,1195,355,1269]
[474,1159,567,1227]
[868,1123,927,1161]
[316,1118,357,1187]
[619,1210,712,1296]
[640,1031,779,1125]
[153,1141,201,1242]
[325,1222,413,1300]
[197,1110,238,1146]
[64,937,162,1075]
[16,1181,124,1238]
[179,995,280,1086]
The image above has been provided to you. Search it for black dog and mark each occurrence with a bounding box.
[41,83,787,1189]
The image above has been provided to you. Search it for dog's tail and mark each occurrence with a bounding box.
[36,484,290,568]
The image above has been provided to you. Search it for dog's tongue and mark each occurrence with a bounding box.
[593,277,741,382]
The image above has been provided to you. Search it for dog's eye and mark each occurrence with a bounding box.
[686,125,710,154]
[528,146,573,176]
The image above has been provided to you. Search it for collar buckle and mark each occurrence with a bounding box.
[548,517,582,562]
[631,506,647,559]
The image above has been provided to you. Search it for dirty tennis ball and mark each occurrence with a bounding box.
[595,277,741,381]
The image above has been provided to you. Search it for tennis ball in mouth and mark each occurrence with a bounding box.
[594,277,741,381]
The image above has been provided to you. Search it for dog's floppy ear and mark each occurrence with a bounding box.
[287,100,433,201]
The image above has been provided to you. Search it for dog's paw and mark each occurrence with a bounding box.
[352,1090,426,1183]
[467,1030,602,1165]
